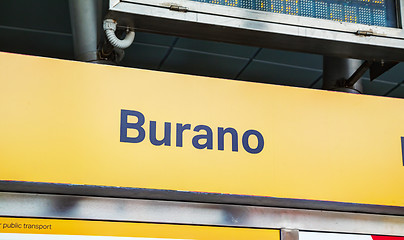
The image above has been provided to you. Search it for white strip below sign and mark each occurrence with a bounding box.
[300,232,404,240]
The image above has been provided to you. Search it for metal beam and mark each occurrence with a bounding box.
[0,181,403,216]
[1,192,404,236]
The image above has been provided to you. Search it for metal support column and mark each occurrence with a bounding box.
[323,57,363,93]
[281,229,299,240]
[69,0,102,62]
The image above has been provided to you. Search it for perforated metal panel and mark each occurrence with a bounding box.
[190,0,397,27]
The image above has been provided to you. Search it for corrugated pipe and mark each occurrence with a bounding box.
[103,19,135,49]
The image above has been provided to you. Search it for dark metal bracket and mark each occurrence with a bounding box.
[344,60,372,87]
[369,61,398,81]
[343,60,399,87]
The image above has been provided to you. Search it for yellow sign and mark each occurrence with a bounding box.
[1,52,404,207]
[0,217,279,239]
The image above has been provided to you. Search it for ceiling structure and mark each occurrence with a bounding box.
[1,0,404,98]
